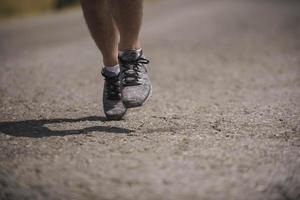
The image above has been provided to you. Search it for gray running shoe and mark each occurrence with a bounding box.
[119,50,152,108]
[101,69,127,120]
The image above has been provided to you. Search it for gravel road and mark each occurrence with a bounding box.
[0,0,300,199]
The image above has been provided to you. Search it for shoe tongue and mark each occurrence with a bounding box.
[120,50,141,61]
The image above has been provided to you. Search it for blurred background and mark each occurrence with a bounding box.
[0,0,299,199]
[0,0,79,19]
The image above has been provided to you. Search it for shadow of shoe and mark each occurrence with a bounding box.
[0,116,133,138]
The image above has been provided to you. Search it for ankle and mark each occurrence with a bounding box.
[118,42,141,52]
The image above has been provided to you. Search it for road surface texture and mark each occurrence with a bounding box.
[0,0,300,199]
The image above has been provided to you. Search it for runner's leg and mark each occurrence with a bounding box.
[110,0,143,51]
[80,0,119,66]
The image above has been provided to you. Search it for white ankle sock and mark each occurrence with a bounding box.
[104,64,120,76]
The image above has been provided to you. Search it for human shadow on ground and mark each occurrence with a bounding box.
[0,116,133,138]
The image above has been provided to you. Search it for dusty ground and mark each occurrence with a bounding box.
[0,0,300,199]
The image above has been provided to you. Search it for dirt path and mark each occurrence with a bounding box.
[0,0,300,199]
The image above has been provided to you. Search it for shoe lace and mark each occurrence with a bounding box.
[120,57,150,86]
[101,73,121,100]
